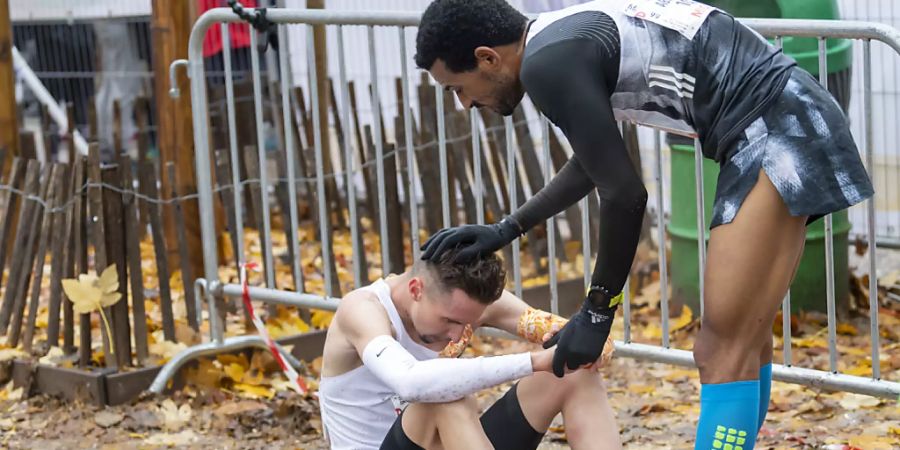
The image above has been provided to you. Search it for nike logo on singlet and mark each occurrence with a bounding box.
[376,347,387,357]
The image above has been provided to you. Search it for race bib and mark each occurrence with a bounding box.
[623,0,716,40]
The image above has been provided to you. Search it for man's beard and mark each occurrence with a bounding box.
[489,74,523,116]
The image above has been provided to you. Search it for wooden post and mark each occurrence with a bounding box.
[71,155,91,364]
[117,152,149,363]
[0,160,39,333]
[34,164,74,346]
[139,162,176,342]
[86,144,116,368]
[0,0,18,159]
[0,158,24,285]
[6,163,53,347]
[347,82,379,231]
[64,156,84,354]
[151,0,203,286]
[166,162,198,331]
[414,75,445,234]
[133,97,151,237]
[24,165,67,352]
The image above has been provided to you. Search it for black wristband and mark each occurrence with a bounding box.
[497,216,524,241]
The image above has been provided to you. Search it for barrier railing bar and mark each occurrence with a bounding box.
[249,32,276,290]
[399,27,421,260]
[368,25,391,274]
[655,130,669,348]
[279,24,304,291]
[819,38,839,374]
[863,39,881,379]
[541,116,559,316]
[306,25,333,298]
[221,24,246,271]
[338,25,363,288]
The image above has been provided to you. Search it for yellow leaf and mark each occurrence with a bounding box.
[670,305,693,331]
[848,435,897,450]
[233,383,275,399]
[311,310,334,329]
[78,273,98,285]
[150,340,188,363]
[793,337,827,348]
[836,323,858,336]
[62,279,101,315]
[224,363,245,382]
[100,292,122,308]
[99,264,119,294]
[270,377,303,394]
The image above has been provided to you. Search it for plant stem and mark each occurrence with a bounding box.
[98,306,115,356]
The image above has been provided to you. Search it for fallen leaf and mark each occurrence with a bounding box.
[214,400,268,417]
[149,340,188,364]
[848,435,897,450]
[156,399,192,431]
[0,348,25,362]
[838,393,881,410]
[233,383,275,399]
[38,347,65,366]
[837,323,858,336]
[142,430,198,446]
[94,411,124,428]
[224,363,245,383]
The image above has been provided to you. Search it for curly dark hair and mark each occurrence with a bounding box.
[415,0,528,72]
[416,249,507,305]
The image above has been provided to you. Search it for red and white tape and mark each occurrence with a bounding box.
[240,262,309,394]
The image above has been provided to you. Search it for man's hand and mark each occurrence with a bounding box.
[530,346,575,374]
[420,217,522,263]
[542,325,614,370]
[542,301,618,377]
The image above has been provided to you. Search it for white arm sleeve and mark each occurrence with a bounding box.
[361,335,533,403]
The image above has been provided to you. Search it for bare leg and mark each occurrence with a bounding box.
[693,169,808,384]
[516,370,621,450]
[401,396,493,450]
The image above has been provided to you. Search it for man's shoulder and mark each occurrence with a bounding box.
[334,285,393,338]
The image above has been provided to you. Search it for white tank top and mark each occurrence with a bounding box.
[318,279,438,450]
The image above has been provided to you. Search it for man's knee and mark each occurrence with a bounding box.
[426,396,480,424]
[693,324,767,376]
[402,396,480,446]
[534,367,606,402]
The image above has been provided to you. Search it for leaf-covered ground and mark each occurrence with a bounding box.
[1,335,898,449]
[1,226,899,448]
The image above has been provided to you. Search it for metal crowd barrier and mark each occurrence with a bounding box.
[150,9,900,399]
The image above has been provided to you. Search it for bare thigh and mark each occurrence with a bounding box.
[694,169,807,383]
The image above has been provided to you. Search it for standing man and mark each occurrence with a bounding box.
[415,0,873,448]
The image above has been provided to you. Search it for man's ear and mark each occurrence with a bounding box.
[409,277,424,302]
[474,46,501,68]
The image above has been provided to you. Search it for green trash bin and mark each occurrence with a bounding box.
[668,0,853,313]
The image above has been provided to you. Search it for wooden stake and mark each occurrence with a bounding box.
[138,162,176,342]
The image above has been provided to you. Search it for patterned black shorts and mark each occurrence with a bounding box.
[711,67,874,228]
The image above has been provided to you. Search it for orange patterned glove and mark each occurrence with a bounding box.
[517,307,614,367]
[439,324,473,358]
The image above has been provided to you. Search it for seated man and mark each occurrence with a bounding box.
[318,250,619,449]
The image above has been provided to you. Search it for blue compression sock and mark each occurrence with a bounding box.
[758,363,773,432]
[695,380,759,450]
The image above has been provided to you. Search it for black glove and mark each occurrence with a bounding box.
[543,291,621,378]
[419,217,523,263]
